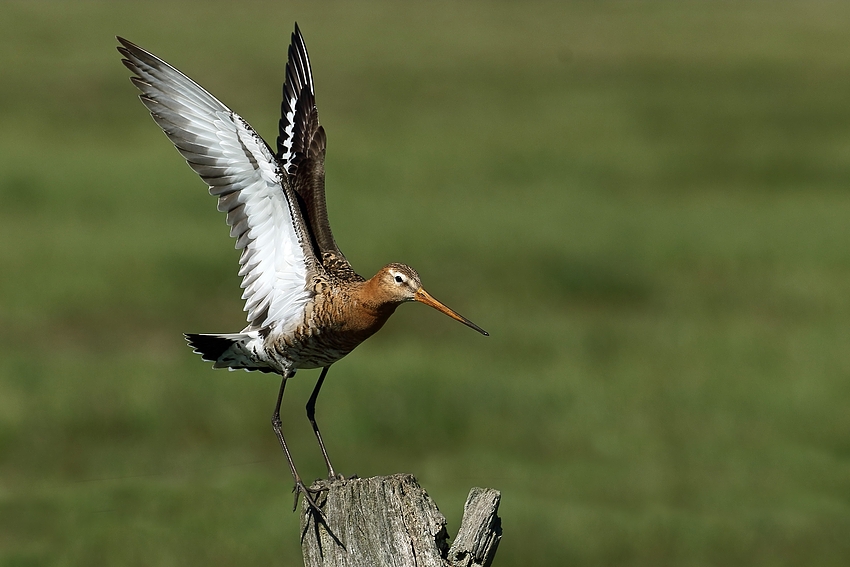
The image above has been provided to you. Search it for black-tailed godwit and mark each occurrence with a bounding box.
[118,24,487,512]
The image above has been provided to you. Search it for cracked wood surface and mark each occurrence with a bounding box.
[300,474,501,567]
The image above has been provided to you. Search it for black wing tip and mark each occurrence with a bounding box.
[116,36,142,57]
[290,24,300,53]
[116,37,133,62]
[116,38,150,78]
[115,36,173,77]
[290,22,309,61]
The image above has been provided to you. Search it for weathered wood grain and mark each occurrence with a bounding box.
[300,474,501,567]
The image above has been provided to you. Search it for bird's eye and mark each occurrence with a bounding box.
[394,275,404,283]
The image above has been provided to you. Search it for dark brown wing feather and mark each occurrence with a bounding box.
[277,24,347,266]
[290,87,340,257]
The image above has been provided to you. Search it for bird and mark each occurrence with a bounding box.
[117,24,487,512]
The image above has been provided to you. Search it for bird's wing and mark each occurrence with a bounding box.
[276,24,343,260]
[118,37,316,331]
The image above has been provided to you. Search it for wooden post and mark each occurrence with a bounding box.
[300,474,501,567]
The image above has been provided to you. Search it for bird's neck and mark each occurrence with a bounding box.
[357,276,403,319]
[324,276,401,344]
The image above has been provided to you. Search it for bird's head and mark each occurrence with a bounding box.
[373,263,488,336]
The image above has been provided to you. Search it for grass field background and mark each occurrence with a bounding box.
[2,1,850,565]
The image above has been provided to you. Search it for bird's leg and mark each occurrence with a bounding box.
[271,373,326,519]
[306,366,342,481]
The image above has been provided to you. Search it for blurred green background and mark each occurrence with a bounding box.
[2,1,850,565]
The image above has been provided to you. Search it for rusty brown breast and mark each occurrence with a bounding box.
[267,266,403,369]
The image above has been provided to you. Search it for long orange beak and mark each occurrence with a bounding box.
[414,288,489,336]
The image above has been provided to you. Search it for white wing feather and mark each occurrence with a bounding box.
[119,38,314,331]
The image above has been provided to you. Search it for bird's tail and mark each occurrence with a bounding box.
[184,332,273,372]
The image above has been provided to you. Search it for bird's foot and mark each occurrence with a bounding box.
[327,472,355,482]
[296,480,345,548]
[302,474,348,498]
[292,480,328,523]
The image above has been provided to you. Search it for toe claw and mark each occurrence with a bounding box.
[293,481,328,524]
